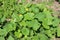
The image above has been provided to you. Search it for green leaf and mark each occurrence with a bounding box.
[9,0,17,5]
[14,31,22,38]
[26,21,33,28]
[45,30,53,38]
[19,6,26,14]
[52,18,59,26]
[0,13,2,19]
[7,36,14,40]
[19,14,23,21]
[22,27,29,36]
[1,16,6,22]
[57,27,60,37]
[36,4,46,10]
[43,9,53,25]
[26,37,31,40]
[0,28,7,37]
[25,3,32,8]
[39,33,48,40]
[26,20,40,30]
[12,12,23,22]
[42,18,50,29]
[4,23,16,32]
[20,20,27,27]
[50,27,57,34]
[21,0,26,3]
[37,33,49,40]
[4,23,13,32]
[24,13,34,20]
[0,37,5,40]
[34,13,45,21]
[39,27,45,33]
[32,36,39,40]
[32,20,40,30]
[30,6,39,13]
[12,13,19,22]
[30,30,34,36]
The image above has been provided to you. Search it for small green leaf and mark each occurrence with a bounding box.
[7,36,14,40]
[22,27,29,36]
[0,28,7,37]
[14,31,22,38]
[4,23,16,32]
[1,16,6,22]
[45,30,53,38]
[30,30,34,36]
[26,20,40,30]
[32,20,40,30]
[19,6,26,14]
[12,13,20,22]
[30,6,39,13]
[25,3,32,8]
[19,14,23,21]
[52,18,59,26]
[34,13,45,21]
[20,20,27,27]
[32,36,39,40]
[26,37,31,40]
[24,13,34,20]
[42,18,50,29]
[39,33,48,40]
[39,27,45,33]
[21,0,26,3]
[0,37,5,40]
[57,27,60,37]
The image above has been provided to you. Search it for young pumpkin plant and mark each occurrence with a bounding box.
[0,0,60,40]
